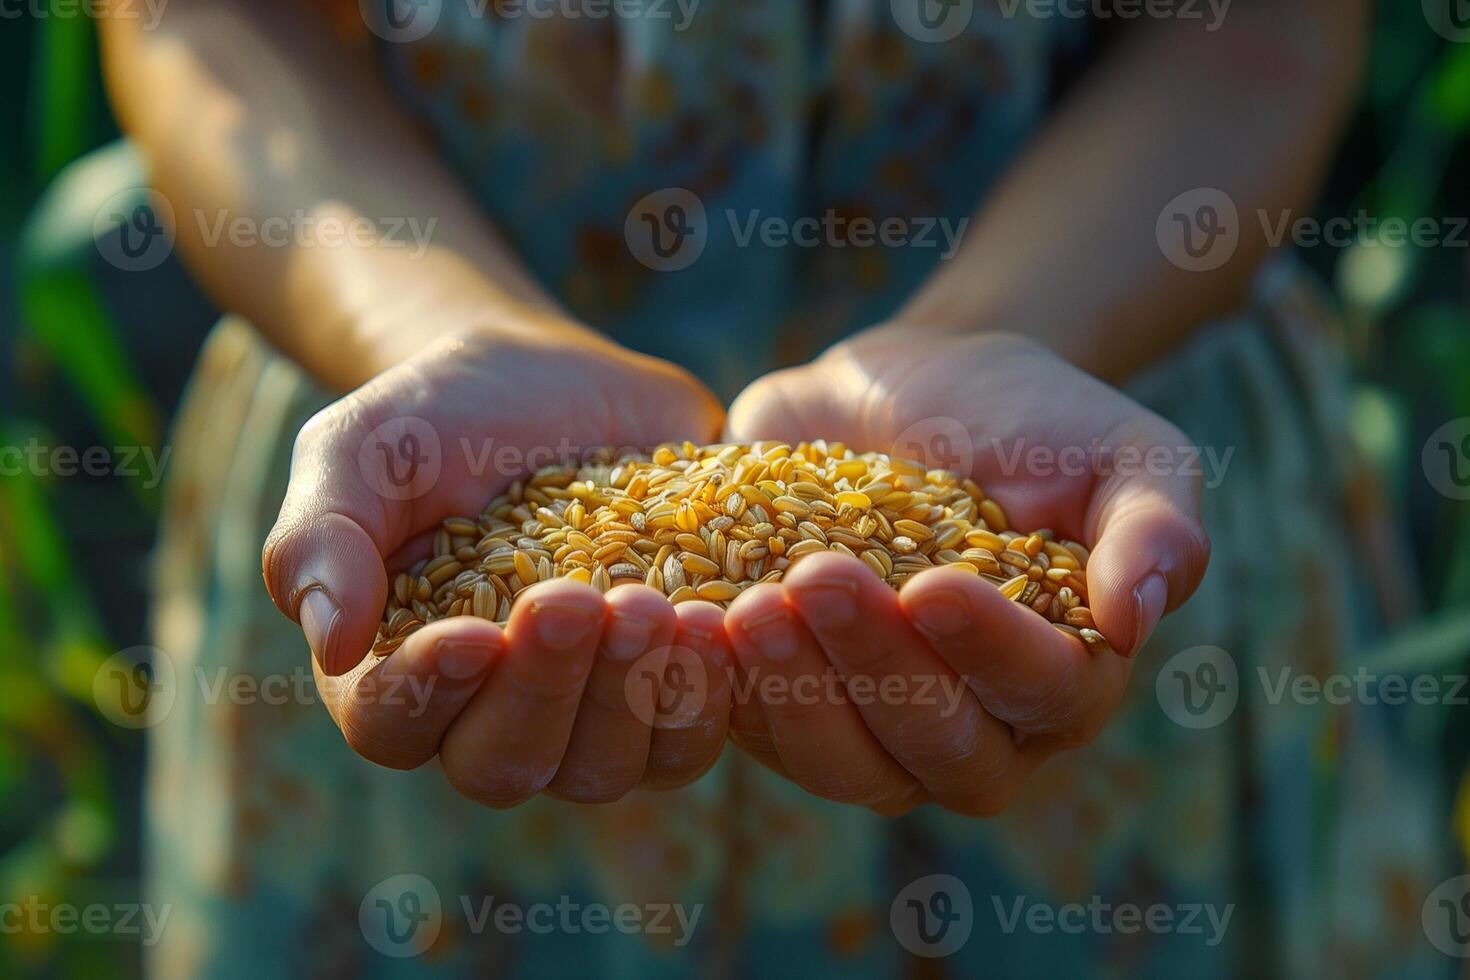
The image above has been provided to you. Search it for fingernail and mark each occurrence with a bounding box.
[790,580,859,629]
[910,591,972,641]
[531,600,602,650]
[436,638,494,680]
[300,588,344,674]
[740,607,800,662]
[603,611,654,661]
[678,622,714,643]
[1130,573,1169,658]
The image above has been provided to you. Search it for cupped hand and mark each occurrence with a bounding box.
[263,329,734,805]
[720,330,1211,816]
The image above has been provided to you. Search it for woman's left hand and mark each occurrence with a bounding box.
[719,330,1211,816]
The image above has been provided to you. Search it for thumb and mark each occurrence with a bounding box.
[263,407,424,676]
[725,362,863,446]
[1083,421,1212,658]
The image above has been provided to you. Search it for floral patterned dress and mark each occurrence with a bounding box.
[144,4,1453,977]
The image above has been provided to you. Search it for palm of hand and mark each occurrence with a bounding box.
[715,331,1210,815]
[265,333,734,806]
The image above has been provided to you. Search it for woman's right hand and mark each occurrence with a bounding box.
[262,327,735,806]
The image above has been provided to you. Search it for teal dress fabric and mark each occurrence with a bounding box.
[375,0,1082,396]
[142,4,1453,978]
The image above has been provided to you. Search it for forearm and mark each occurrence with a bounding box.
[889,0,1367,383]
[100,0,588,391]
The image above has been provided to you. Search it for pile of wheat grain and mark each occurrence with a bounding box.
[374,441,1105,656]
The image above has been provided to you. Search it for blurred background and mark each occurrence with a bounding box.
[3,2,1470,976]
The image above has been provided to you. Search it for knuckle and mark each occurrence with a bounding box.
[548,767,639,805]
[339,710,430,771]
[1044,710,1109,752]
[441,755,543,809]
[647,721,724,775]
[643,752,720,792]
[907,722,997,783]
[1001,667,1085,734]
[869,781,927,817]
[806,760,896,808]
[728,728,778,757]
[948,785,1015,819]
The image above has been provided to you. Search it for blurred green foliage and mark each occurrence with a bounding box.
[3,8,159,978]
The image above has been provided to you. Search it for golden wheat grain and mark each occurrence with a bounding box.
[373,441,1097,653]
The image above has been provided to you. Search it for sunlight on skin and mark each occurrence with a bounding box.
[722,331,1209,815]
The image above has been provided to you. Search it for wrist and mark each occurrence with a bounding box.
[828,319,1033,368]
[350,296,596,381]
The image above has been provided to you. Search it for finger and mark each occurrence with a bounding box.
[641,601,734,791]
[723,363,859,447]
[1084,420,1212,656]
[900,566,1131,745]
[784,554,1029,814]
[724,649,791,780]
[546,585,677,804]
[725,583,920,812]
[438,579,606,808]
[263,407,412,678]
[316,616,503,770]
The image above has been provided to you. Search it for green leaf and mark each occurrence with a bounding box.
[1427,45,1470,134]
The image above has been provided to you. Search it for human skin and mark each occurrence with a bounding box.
[101,0,1363,813]
[713,0,1365,814]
